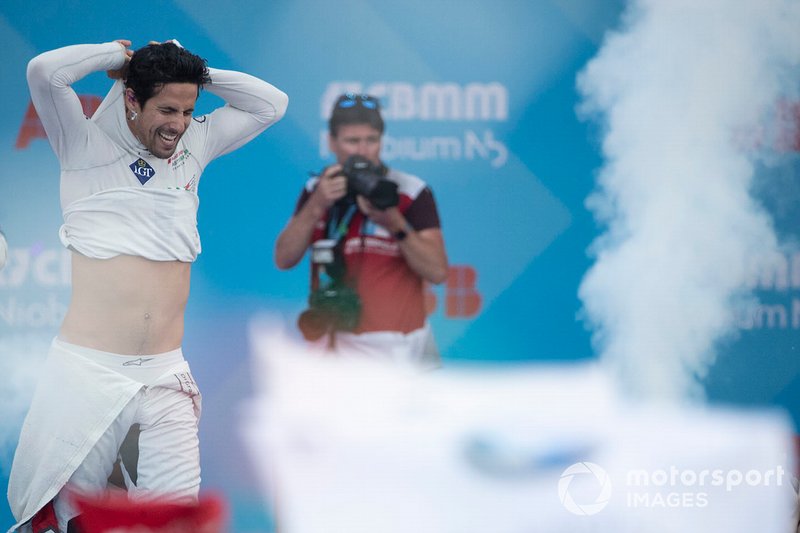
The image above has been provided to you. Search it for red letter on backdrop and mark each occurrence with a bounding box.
[446,265,482,318]
[16,95,102,149]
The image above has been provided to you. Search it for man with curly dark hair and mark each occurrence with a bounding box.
[7,39,287,533]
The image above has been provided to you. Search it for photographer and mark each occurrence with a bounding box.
[275,93,447,366]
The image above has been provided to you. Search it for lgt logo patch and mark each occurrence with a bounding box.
[129,158,155,185]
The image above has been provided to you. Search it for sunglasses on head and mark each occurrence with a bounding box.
[336,93,379,109]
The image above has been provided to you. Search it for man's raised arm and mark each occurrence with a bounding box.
[199,67,289,160]
[26,41,129,160]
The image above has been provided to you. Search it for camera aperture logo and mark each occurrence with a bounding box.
[558,462,612,516]
[558,462,786,515]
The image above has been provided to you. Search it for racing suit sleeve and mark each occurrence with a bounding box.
[26,42,128,165]
[194,67,289,164]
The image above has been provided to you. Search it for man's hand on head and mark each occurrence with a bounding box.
[107,39,133,80]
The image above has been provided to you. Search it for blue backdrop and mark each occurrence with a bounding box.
[1,1,798,531]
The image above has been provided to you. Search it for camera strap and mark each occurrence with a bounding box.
[326,202,358,242]
[316,202,359,287]
[312,202,360,351]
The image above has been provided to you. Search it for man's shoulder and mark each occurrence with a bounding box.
[386,168,428,199]
[91,81,125,125]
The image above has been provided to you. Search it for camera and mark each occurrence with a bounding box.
[341,155,399,210]
[297,240,362,341]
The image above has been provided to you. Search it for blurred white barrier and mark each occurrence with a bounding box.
[241,323,798,533]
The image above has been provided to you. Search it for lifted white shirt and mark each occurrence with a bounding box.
[26,41,288,261]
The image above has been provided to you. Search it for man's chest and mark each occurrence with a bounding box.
[127,148,201,192]
[88,145,202,193]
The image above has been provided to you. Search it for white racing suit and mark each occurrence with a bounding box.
[9,340,201,533]
[8,41,287,532]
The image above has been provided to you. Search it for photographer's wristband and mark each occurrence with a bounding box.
[393,221,413,242]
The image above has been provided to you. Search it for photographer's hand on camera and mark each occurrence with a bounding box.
[309,164,348,214]
[356,195,401,232]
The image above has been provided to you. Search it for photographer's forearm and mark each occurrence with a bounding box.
[357,199,448,284]
[274,201,326,270]
[397,228,449,285]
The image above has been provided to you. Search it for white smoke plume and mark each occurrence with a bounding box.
[577,0,800,401]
